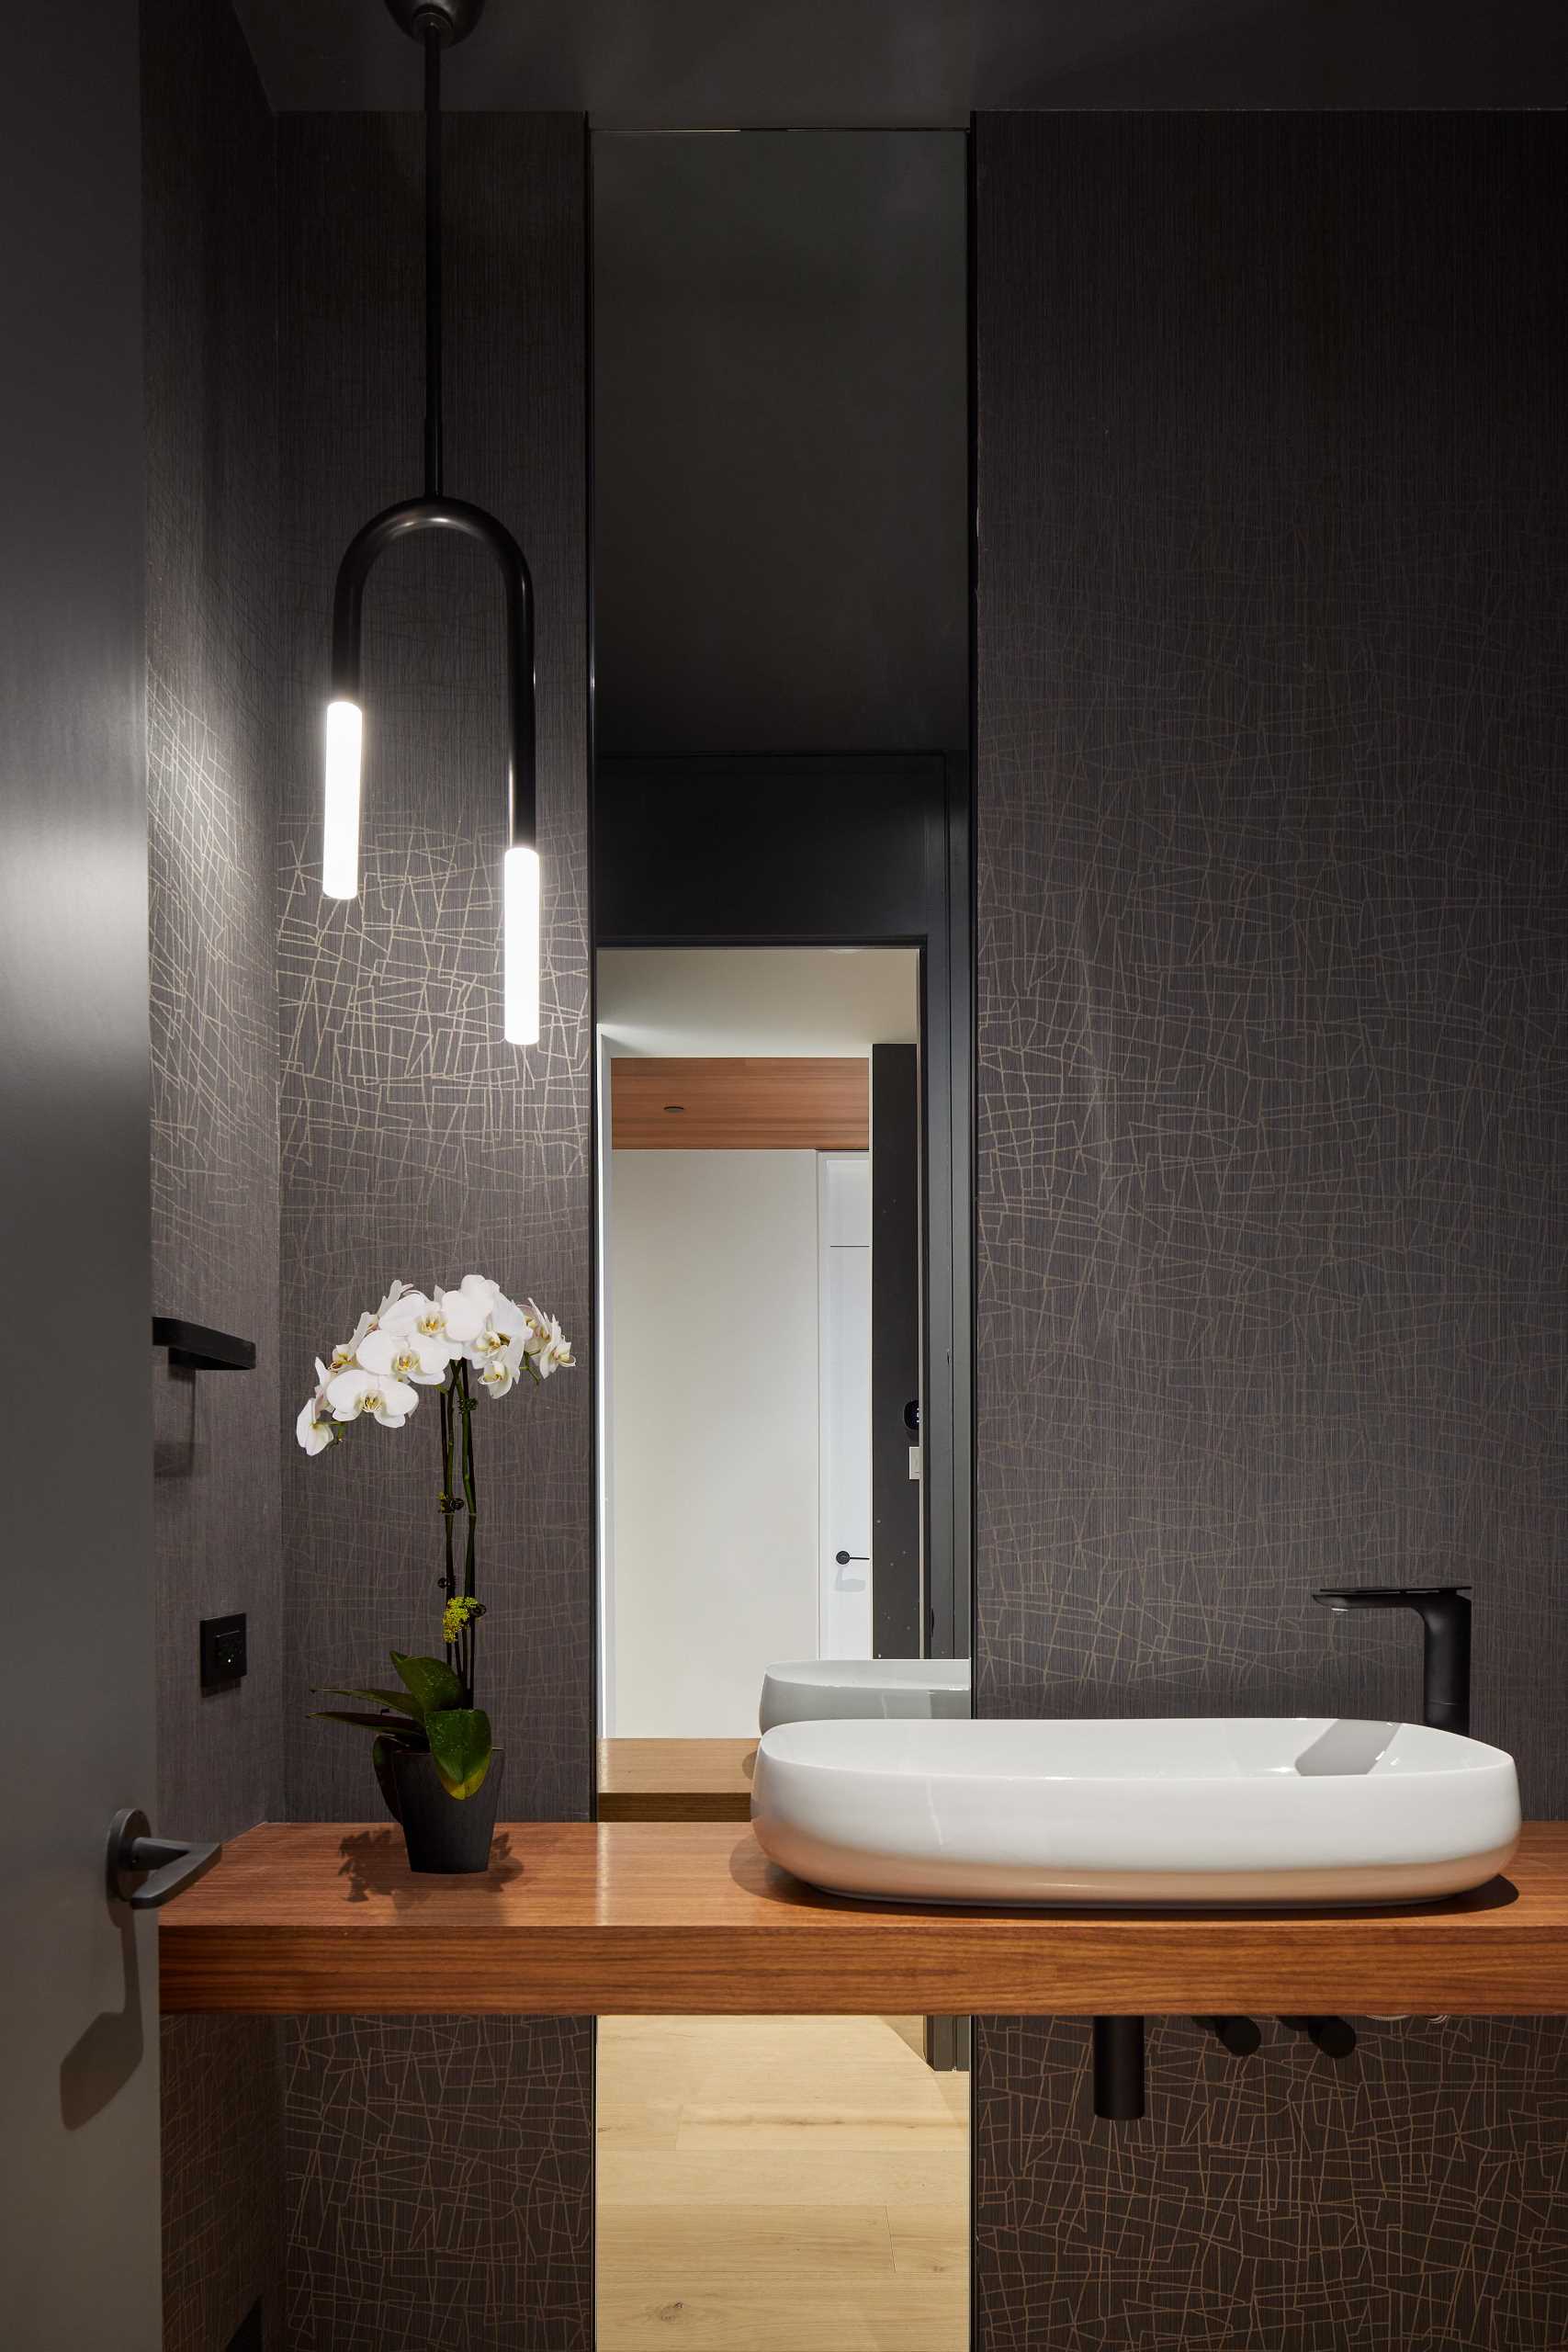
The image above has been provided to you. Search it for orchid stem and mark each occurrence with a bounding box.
[457,1360,479,1705]
[438,1375,458,1679]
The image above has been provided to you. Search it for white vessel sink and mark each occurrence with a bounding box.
[750,1717,1520,1906]
[759,1657,971,1734]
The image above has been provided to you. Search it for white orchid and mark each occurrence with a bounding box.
[476,1345,524,1399]
[357,1324,456,1387]
[324,1365,420,1428]
[295,1274,572,1450]
[434,1274,531,1371]
[296,1358,337,1454]
[380,1287,454,1342]
[296,1400,335,1454]
[326,1307,375,1373]
[321,1280,417,1374]
[469,1294,529,1364]
[299,1277,575,1817]
[523,1299,574,1380]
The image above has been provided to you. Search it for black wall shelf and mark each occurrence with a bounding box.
[152,1317,257,1373]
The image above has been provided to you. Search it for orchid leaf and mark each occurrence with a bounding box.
[318,1685,415,1715]
[311,1709,424,1736]
[390,1651,464,1718]
[426,1706,492,1800]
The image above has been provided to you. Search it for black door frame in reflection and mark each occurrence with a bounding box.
[592,750,974,1679]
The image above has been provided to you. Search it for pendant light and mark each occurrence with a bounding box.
[322,0,539,1047]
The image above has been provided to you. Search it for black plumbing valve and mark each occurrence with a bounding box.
[1281,2014,1358,2060]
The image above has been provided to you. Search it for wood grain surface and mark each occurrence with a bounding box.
[159,1820,1568,2018]
[597,2015,967,2352]
[598,1739,758,1822]
[612,1057,869,1149]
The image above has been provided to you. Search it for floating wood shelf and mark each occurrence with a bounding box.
[158,1821,1568,2018]
[597,1738,757,1822]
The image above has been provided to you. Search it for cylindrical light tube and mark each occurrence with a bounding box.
[322,699,364,899]
[503,842,540,1046]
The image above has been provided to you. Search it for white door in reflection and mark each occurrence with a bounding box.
[818,1152,873,1657]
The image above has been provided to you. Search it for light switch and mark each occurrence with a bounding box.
[200,1611,247,1689]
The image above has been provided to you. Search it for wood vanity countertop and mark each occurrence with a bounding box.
[158,1820,1568,2018]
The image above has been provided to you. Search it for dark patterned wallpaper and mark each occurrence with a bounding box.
[141,4,284,2346]
[973,112,1568,2348]
[276,110,592,1829]
[976,2015,1568,2352]
[275,110,593,2350]
[285,2015,594,2352]
[162,2015,283,2352]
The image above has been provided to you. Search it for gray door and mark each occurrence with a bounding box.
[0,6,162,2346]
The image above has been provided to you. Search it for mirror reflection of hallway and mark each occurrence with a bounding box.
[595,947,927,1779]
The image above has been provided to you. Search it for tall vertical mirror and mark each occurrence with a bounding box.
[590,119,972,2349]
[598,945,955,1764]
[593,947,969,2344]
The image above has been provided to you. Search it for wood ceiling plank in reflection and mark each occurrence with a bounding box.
[612,1057,869,1150]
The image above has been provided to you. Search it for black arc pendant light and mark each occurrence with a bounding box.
[322,0,540,1046]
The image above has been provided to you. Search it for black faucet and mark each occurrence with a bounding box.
[1312,1586,1471,1735]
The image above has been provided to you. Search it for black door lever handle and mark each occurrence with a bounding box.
[107,1808,222,1908]
[834,1551,869,1566]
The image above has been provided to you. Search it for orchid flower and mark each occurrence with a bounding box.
[327,1307,375,1373]
[358,1324,456,1387]
[296,1358,337,1455]
[380,1287,457,1343]
[433,1273,532,1374]
[324,1365,420,1427]
[468,1293,529,1369]
[321,1280,416,1374]
[296,1277,573,1448]
[476,1340,525,1399]
[524,1299,574,1380]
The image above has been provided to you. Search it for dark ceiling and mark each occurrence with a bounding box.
[232,0,1568,120]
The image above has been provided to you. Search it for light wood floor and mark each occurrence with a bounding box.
[597,2014,970,2351]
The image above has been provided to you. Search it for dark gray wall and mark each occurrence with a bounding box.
[231,0,1568,119]
[141,2,286,2344]
[592,130,968,757]
[0,6,157,2342]
[275,109,594,2350]
[974,111,1568,2349]
[145,0,283,1869]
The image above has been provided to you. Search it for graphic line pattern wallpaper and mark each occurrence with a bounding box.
[275,108,594,2351]
[145,10,595,2339]
[973,110,1568,2350]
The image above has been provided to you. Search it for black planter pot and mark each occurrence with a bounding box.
[389,1747,505,1874]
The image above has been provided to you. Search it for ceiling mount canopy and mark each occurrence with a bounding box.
[383,0,487,40]
[321,0,540,1048]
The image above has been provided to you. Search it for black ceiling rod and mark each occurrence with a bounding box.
[422,14,443,498]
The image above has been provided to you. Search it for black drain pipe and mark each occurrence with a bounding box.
[1091,2017,1145,2120]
